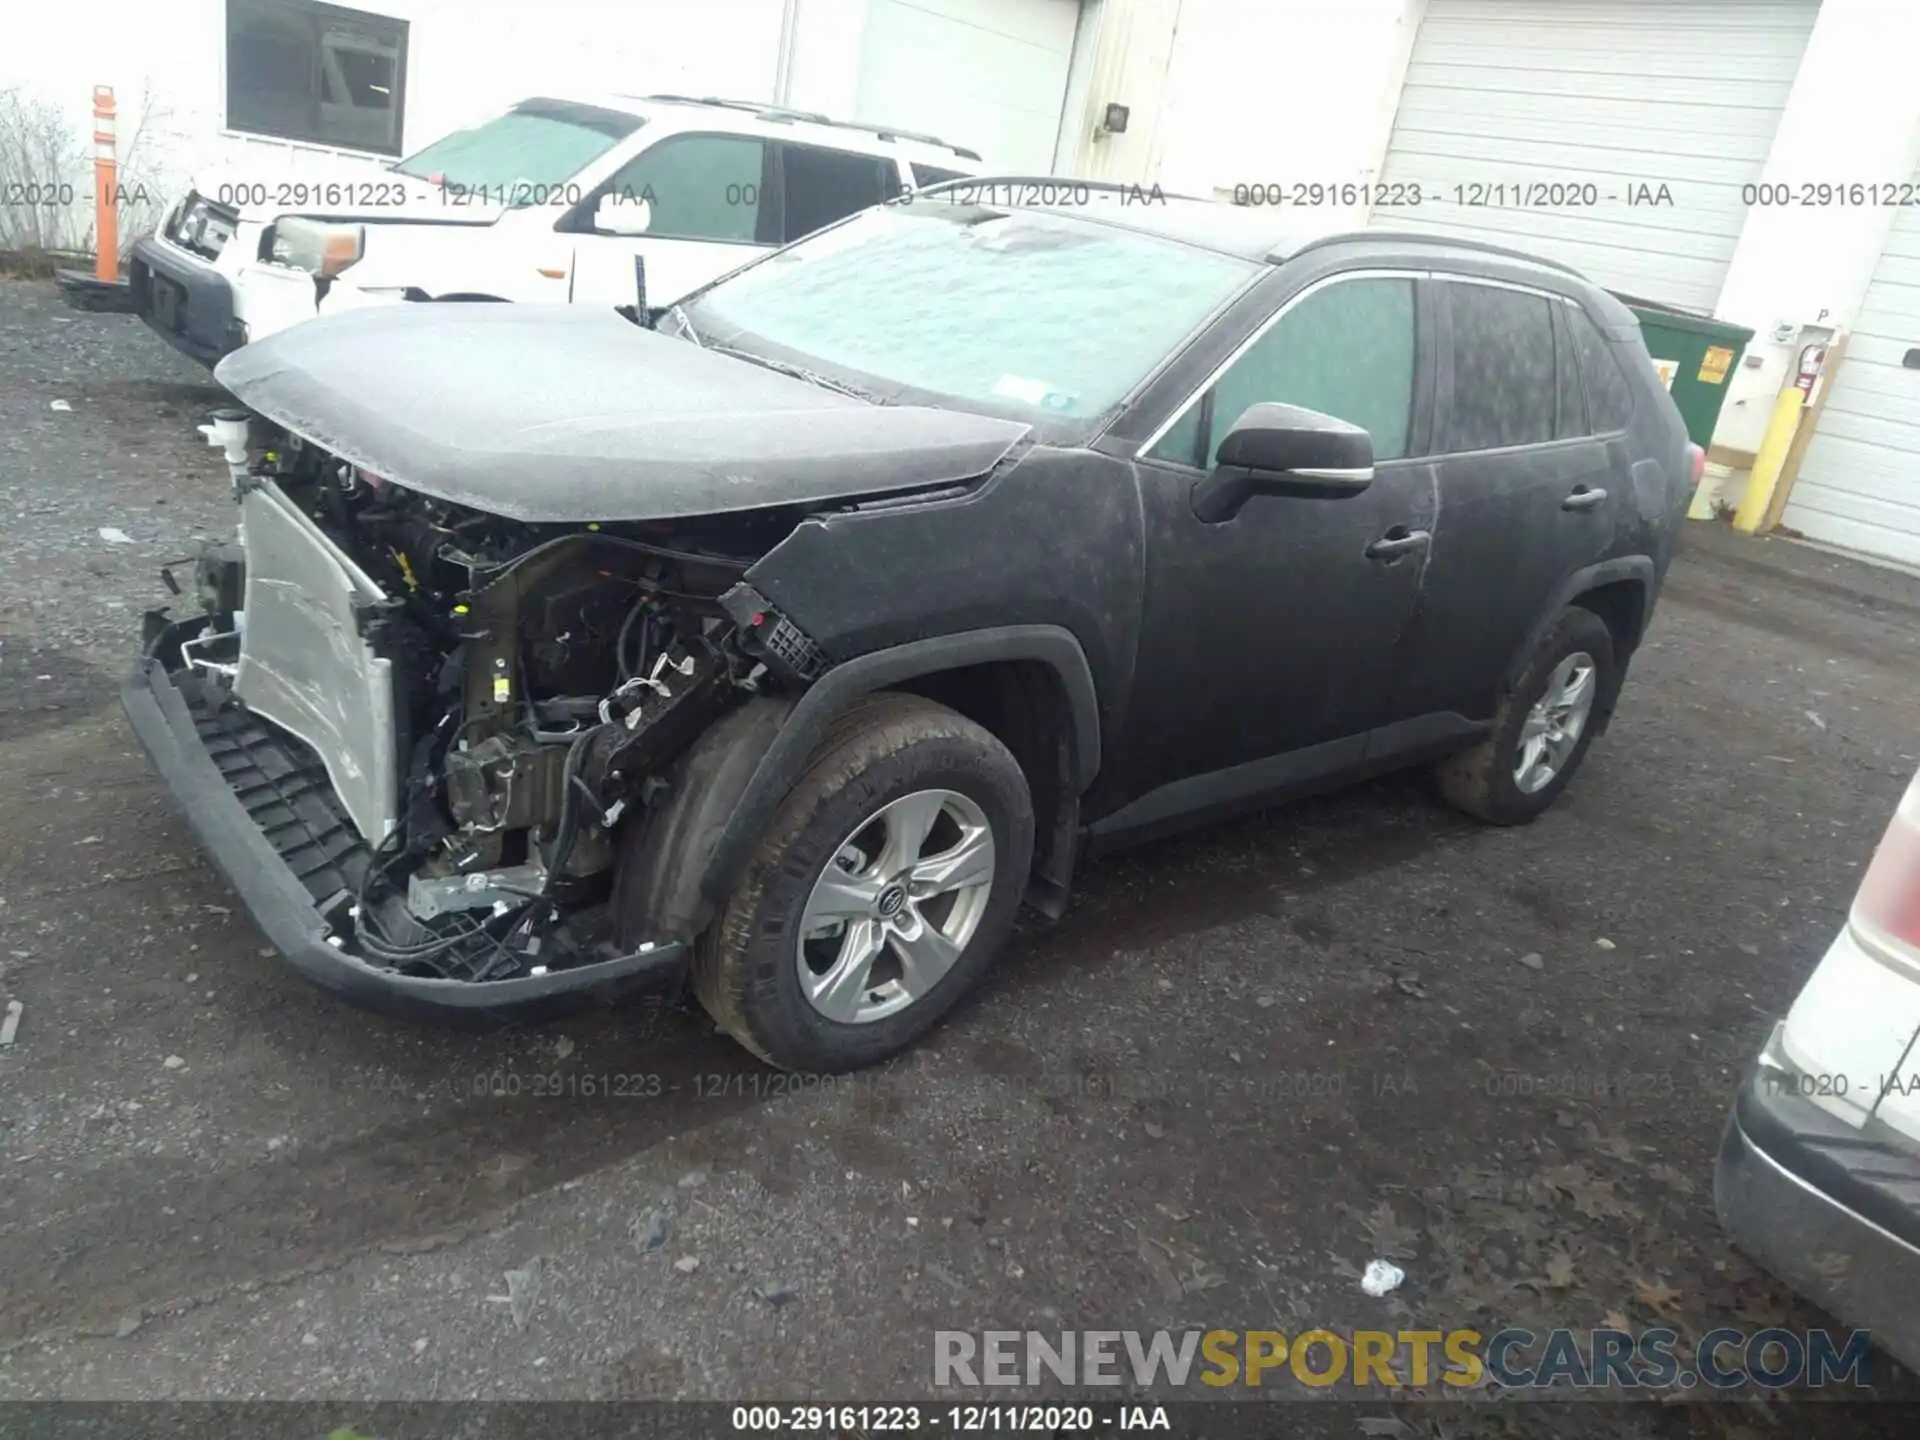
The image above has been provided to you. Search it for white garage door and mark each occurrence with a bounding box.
[1783,193,1920,568]
[1377,0,1820,311]
[854,0,1080,173]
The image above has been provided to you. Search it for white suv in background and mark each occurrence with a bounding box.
[129,94,982,367]
[1717,766,1920,1372]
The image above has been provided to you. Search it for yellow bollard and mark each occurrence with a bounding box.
[1733,382,1806,534]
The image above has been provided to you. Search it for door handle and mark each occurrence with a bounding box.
[1365,527,1431,561]
[1562,486,1609,511]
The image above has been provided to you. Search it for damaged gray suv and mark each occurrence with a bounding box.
[125,182,1695,1071]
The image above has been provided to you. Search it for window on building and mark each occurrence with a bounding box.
[1146,276,1416,468]
[1442,282,1557,452]
[226,0,408,155]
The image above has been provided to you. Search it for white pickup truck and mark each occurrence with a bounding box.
[130,93,981,367]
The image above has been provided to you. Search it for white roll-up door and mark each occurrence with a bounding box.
[1783,191,1920,568]
[1377,0,1820,312]
[854,0,1081,172]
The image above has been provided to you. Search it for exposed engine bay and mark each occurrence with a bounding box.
[176,429,828,984]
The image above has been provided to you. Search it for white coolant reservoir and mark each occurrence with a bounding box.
[197,409,253,495]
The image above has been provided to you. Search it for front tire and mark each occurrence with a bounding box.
[1435,607,1615,825]
[693,693,1034,1072]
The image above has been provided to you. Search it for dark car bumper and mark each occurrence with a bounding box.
[1715,1024,1920,1374]
[129,236,246,368]
[122,617,688,1020]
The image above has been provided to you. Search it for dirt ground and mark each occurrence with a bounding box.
[4,279,1920,1438]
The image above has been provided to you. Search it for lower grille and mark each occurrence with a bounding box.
[179,671,370,910]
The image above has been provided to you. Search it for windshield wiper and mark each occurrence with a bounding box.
[661,304,701,346]
[703,343,886,404]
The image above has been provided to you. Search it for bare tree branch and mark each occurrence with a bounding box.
[0,83,182,269]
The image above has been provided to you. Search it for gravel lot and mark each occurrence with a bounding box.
[4,280,1920,1437]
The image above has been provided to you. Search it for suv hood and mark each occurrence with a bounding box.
[214,304,1030,522]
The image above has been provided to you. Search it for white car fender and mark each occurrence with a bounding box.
[328,221,571,307]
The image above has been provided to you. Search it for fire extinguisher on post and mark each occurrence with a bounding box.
[1793,341,1830,400]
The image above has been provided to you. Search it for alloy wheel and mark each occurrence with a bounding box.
[795,788,996,1024]
[1514,650,1598,794]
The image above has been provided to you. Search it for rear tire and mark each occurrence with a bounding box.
[693,693,1033,1072]
[1435,607,1615,825]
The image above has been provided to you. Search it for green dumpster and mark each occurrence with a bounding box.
[1613,294,1755,450]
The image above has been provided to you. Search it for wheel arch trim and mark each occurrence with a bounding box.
[692,625,1100,927]
[1507,556,1655,684]
[1502,556,1655,737]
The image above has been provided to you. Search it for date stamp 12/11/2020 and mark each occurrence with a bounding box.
[20,173,1920,221]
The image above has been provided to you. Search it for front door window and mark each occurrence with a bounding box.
[1148,277,1417,468]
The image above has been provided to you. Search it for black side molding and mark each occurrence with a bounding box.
[695,625,1101,918]
[1510,555,1657,673]
[1085,709,1487,856]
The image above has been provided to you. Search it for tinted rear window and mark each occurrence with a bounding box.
[781,144,893,241]
[1444,282,1556,451]
[1568,306,1637,432]
[912,164,971,189]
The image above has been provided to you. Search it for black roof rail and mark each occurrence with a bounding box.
[635,93,979,160]
[907,174,1211,202]
[1279,228,1590,278]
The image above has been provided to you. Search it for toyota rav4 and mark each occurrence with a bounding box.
[124,184,1696,1072]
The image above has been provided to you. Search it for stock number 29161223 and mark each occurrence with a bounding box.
[471,1071,663,1098]
[214,180,410,208]
[730,1405,1103,1431]
[1232,181,1423,208]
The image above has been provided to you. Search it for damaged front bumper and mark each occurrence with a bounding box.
[122,616,689,1018]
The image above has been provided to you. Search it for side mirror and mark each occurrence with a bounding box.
[595,194,652,236]
[1190,402,1375,523]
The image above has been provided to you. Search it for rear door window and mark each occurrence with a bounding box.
[779,144,894,242]
[1442,282,1557,452]
[1551,304,1588,439]
[1568,306,1637,432]
[912,163,972,189]
[1146,276,1417,467]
